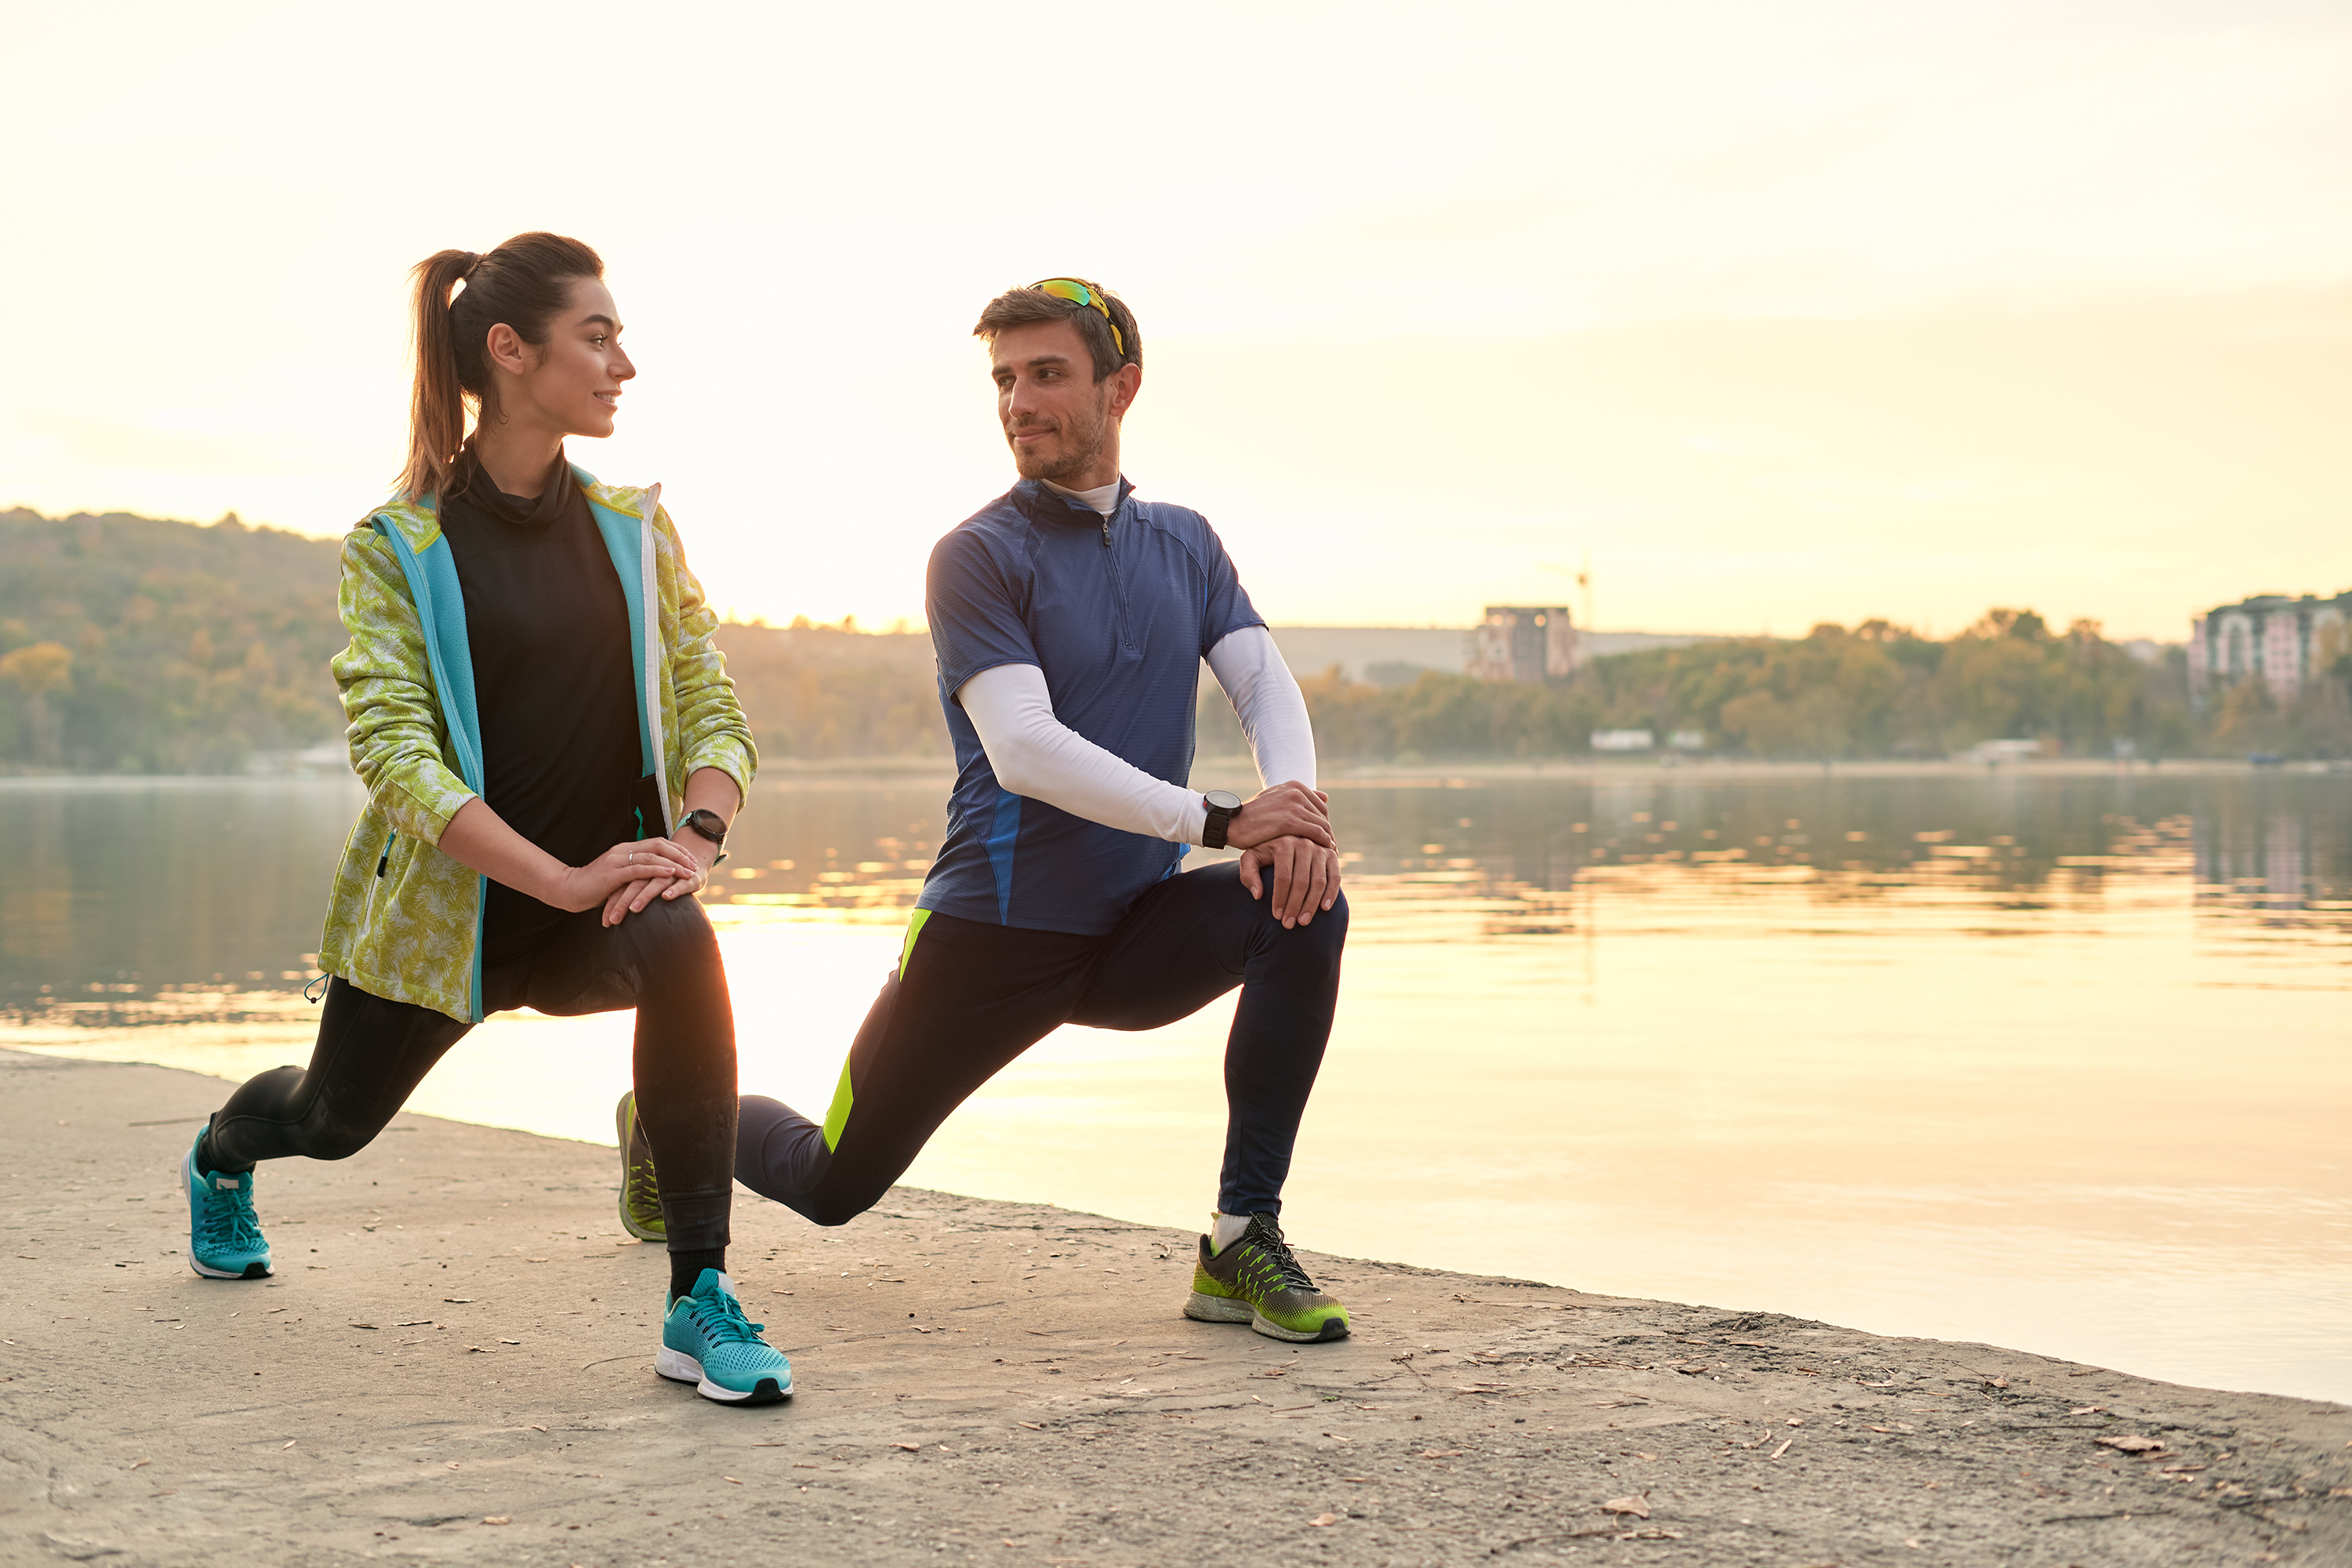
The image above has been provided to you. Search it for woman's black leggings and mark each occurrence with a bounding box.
[735,859,1347,1228]
[202,895,738,1254]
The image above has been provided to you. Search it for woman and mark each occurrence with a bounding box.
[180,232,789,1406]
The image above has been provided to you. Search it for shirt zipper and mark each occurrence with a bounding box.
[1099,509,1135,655]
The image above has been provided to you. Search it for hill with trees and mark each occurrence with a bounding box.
[4,507,2334,771]
[0,506,347,771]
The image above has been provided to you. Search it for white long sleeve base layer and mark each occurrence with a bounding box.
[956,625,1315,846]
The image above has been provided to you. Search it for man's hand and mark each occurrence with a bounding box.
[1238,835,1341,927]
[1226,781,1334,851]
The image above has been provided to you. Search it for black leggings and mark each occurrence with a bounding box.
[204,895,738,1254]
[735,859,1346,1228]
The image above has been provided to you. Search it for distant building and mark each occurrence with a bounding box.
[1254,625,1719,687]
[1470,606,1580,684]
[1592,729,1654,752]
[1263,627,1468,684]
[2189,591,2352,705]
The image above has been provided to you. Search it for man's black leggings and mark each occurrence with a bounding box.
[201,895,739,1254]
[735,859,1347,1228]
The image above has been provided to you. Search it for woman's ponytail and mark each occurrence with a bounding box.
[393,234,604,503]
[397,249,480,503]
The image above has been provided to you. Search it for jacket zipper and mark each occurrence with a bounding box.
[355,830,397,949]
[636,486,672,833]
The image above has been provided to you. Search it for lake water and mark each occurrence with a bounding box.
[5,767,2347,1405]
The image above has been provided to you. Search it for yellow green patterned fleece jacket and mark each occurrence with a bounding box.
[316,468,756,1023]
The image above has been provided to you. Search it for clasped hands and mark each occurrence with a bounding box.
[539,835,713,927]
[1225,780,1342,928]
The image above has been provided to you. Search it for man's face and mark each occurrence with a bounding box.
[989,318,1135,486]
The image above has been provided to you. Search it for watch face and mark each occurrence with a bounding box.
[1204,790,1243,811]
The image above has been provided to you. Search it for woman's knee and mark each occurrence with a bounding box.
[299,1109,384,1162]
[621,893,722,971]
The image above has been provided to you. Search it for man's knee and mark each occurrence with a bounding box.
[795,1192,869,1228]
[1311,887,1348,941]
[1269,885,1348,956]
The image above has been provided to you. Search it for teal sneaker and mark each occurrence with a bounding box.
[1185,1212,1350,1343]
[615,1091,665,1242]
[182,1131,271,1279]
[658,1269,791,1406]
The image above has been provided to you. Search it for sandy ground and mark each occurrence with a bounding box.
[3,1047,2347,1567]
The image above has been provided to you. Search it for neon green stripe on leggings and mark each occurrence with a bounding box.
[898,908,931,976]
[819,1054,855,1152]
[823,910,931,1152]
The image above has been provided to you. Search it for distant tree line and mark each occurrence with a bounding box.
[711,621,948,764]
[5,508,2342,770]
[1243,612,2242,764]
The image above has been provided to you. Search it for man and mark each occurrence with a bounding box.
[619,278,1352,1344]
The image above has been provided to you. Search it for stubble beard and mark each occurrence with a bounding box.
[1011,394,1112,485]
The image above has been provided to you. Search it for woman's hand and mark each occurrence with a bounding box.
[595,774,742,927]
[539,837,697,916]
[601,833,720,926]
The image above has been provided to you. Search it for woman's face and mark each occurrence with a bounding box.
[487,278,635,439]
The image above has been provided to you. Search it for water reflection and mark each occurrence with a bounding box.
[3,768,2347,1406]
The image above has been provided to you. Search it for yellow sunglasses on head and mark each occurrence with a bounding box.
[1034,278,1126,360]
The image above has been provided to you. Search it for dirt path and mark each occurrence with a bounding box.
[3,1047,2346,1566]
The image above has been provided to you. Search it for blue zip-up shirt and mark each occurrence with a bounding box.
[919,477,1262,935]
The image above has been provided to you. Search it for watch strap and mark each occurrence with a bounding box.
[1201,794,1236,850]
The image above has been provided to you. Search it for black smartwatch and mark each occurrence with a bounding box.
[680,808,729,848]
[1200,790,1242,850]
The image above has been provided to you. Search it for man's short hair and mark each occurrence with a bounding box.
[972,282,1142,384]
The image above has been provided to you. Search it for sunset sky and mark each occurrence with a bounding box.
[6,1,2347,641]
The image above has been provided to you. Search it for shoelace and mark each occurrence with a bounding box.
[625,1157,661,1217]
[1244,1220,1319,1292]
[201,1182,266,1250]
[687,1291,768,1347]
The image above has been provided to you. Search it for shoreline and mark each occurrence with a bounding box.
[5,1048,2345,1566]
[2,756,2344,791]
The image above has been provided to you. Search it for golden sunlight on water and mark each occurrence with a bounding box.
[6,773,2348,1404]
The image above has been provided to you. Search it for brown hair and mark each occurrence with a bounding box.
[971,281,1141,383]
[396,232,605,503]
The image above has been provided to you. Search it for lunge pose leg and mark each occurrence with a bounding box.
[632,279,1354,1342]
[184,233,789,1406]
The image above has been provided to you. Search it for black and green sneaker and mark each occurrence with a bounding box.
[1184,1212,1350,1343]
[615,1091,665,1243]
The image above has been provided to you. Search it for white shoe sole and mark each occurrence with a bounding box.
[1183,1290,1255,1324]
[656,1345,791,1404]
[1185,1289,1348,1343]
